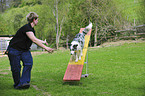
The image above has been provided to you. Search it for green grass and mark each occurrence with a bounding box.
[0,41,145,96]
[113,0,142,21]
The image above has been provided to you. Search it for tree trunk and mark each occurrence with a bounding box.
[0,0,6,12]
[66,35,69,49]
[94,23,98,46]
[53,0,59,50]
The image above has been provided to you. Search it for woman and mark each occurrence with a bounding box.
[7,12,54,89]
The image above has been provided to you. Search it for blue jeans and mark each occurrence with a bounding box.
[8,47,33,87]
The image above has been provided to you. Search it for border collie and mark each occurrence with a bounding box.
[70,23,92,62]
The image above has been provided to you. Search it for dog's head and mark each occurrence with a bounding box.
[70,41,79,55]
[83,22,93,34]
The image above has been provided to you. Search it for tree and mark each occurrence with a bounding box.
[0,0,137,48]
[0,0,6,12]
[14,14,23,32]
[11,0,22,7]
[137,0,145,24]
[51,0,68,49]
[0,15,8,35]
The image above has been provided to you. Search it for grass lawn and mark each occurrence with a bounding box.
[113,0,142,21]
[0,41,145,96]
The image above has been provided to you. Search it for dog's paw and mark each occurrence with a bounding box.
[79,57,81,60]
[75,59,78,62]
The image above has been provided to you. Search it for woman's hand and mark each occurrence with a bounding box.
[44,39,48,45]
[45,47,54,53]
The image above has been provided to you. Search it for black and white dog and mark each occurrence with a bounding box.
[70,23,92,62]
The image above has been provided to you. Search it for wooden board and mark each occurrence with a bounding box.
[63,65,83,81]
[63,28,92,81]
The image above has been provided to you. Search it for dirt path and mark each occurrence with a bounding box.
[90,39,145,48]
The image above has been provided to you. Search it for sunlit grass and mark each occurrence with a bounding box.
[113,0,141,21]
[0,42,145,96]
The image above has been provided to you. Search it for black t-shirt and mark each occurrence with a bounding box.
[9,23,35,51]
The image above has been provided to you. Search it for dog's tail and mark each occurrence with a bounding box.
[83,22,93,34]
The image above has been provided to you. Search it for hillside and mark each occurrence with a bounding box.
[113,0,142,22]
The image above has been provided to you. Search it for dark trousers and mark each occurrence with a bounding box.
[8,47,33,87]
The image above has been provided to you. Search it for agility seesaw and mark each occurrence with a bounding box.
[63,28,92,81]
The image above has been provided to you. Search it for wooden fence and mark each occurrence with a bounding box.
[115,24,145,40]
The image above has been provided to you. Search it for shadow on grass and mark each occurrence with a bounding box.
[62,81,83,86]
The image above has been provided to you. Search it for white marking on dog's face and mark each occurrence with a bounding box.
[70,41,78,55]
[71,51,75,55]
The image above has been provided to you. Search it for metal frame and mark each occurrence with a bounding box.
[81,50,89,78]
